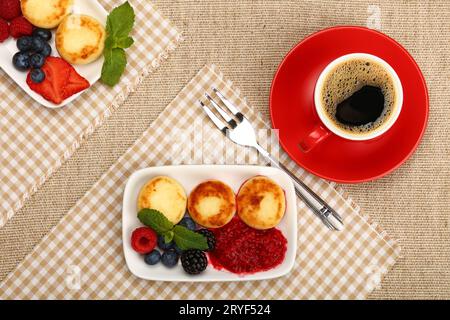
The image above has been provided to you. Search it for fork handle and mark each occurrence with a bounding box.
[253,144,344,231]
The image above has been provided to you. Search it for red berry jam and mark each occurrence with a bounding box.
[208,217,287,274]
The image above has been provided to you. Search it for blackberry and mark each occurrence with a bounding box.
[181,249,208,275]
[197,229,216,251]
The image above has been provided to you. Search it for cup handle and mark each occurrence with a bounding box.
[299,125,331,153]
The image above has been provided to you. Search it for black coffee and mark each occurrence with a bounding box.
[335,85,384,126]
[320,58,396,135]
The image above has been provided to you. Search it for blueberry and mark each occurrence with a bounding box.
[12,52,30,71]
[144,250,161,265]
[174,245,183,255]
[161,250,179,268]
[157,235,174,251]
[31,36,45,52]
[41,43,52,57]
[17,36,33,52]
[32,28,52,42]
[30,69,45,83]
[178,217,197,231]
[29,53,45,68]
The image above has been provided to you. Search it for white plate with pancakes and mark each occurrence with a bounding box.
[0,0,107,109]
[122,165,297,282]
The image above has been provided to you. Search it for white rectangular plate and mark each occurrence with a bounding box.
[0,0,108,109]
[123,165,297,282]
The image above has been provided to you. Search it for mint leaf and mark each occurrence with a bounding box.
[105,36,134,50]
[137,209,174,235]
[173,225,208,250]
[101,1,135,87]
[106,1,135,38]
[137,208,207,250]
[115,36,134,49]
[163,231,174,243]
[101,48,126,86]
[104,37,114,51]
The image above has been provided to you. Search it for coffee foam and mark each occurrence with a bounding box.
[320,58,396,134]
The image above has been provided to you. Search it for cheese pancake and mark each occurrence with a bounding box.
[21,0,73,29]
[56,14,105,65]
[237,176,286,230]
[188,180,236,228]
[138,176,187,224]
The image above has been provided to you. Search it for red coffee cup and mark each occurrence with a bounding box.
[299,53,403,153]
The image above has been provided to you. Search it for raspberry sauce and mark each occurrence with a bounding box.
[208,217,287,274]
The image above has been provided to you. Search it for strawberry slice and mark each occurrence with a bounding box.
[63,68,90,100]
[27,57,70,104]
[27,56,90,105]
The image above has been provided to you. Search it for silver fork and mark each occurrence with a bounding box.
[199,88,344,231]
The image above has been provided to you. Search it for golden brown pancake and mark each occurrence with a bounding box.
[237,176,286,230]
[56,14,106,65]
[137,176,187,224]
[187,180,236,228]
[21,0,73,29]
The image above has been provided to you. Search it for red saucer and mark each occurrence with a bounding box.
[270,26,428,183]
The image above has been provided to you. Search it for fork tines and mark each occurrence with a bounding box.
[199,88,243,134]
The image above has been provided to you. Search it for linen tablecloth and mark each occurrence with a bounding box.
[0,64,400,299]
[0,0,182,228]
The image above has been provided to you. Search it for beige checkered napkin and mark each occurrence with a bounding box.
[0,0,182,228]
[0,65,400,299]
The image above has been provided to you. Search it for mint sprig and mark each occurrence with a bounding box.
[164,230,174,243]
[172,226,208,250]
[101,1,135,86]
[137,209,208,251]
[105,1,135,38]
[138,208,173,234]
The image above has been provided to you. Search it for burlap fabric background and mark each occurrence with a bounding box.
[0,0,448,299]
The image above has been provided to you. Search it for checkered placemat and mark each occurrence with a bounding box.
[0,0,182,228]
[0,64,401,299]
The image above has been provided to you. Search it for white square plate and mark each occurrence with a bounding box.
[0,0,108,109]
[122,165,298,282]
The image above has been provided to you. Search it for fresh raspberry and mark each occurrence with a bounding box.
[0,18,9,43]
[9,16,33,39]
[131,227,157,254]
[0,0,21,21]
